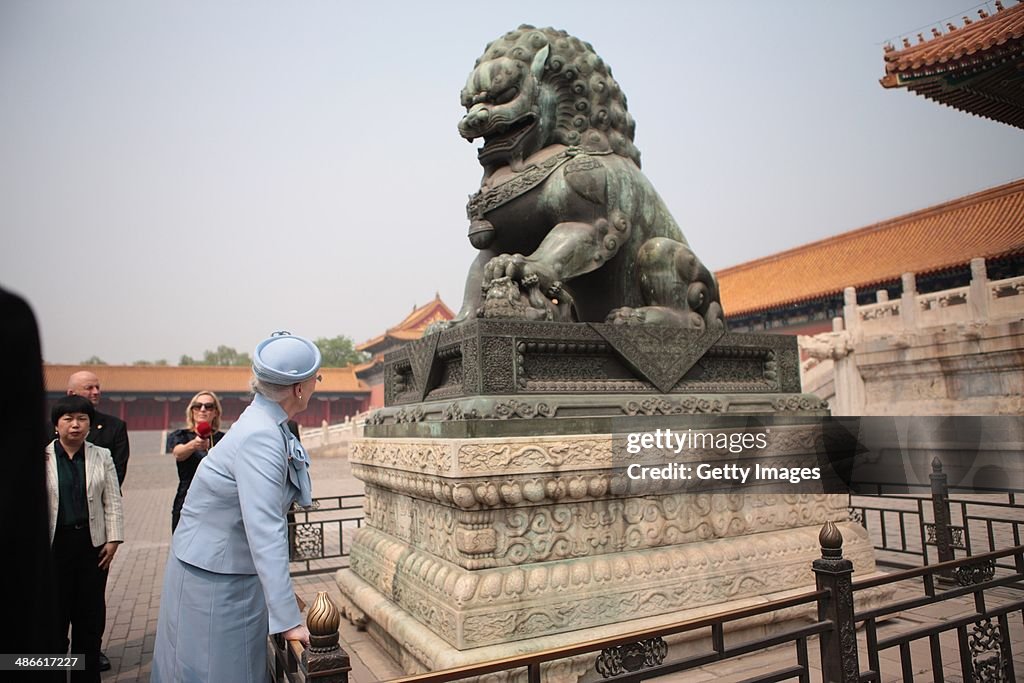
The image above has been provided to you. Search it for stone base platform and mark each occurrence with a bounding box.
[339,320,885,679]
[341,522,874,650]
[336,415,885,677]
[336,547,894,681]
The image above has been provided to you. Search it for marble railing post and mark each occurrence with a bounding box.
[831,307,865,417]
[969,258,990,322]
[901,272,917,330]
[843,287,859,341]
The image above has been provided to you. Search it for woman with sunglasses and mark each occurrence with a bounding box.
[153,332,320,683]
[166,391,225,531]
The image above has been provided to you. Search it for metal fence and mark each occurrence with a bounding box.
[850,457,1024,571]
[287,493,365,577]
[338,528,1024,682]
[855,547,1024,682]
[276,456,1024,681]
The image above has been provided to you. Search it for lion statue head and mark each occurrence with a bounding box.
[459,25,640,173]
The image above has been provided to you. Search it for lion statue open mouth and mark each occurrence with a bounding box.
[447,25,725,330]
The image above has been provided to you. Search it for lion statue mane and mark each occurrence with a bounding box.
[448,25,724,330]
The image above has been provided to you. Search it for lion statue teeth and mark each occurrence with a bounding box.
[447,25,725,331]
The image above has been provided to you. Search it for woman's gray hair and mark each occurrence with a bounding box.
[249,374,293,402]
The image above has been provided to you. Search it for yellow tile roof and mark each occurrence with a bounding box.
[880,1,1024,129]
[882,1,1024,80]
[357,294,454,352]
[717,179,1024,316]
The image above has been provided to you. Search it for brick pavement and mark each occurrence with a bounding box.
[99,433,1024,682]
[101,432,172,682]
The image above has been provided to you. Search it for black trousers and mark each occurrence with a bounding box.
[52,526,106,683]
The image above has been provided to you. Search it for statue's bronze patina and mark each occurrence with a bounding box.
[451,25,724,330]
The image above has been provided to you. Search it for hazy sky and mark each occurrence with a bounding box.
[2,1,1022,364]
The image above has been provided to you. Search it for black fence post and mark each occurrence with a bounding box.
[813,521,860,683]
[930,457,955,575]
[303,592,351,683]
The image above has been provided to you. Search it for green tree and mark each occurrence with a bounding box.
[315,335,367,367]
[132,359,169,366]
[179,346,252,366]
[81,355,107,365]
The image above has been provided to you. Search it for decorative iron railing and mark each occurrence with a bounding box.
[854,546,1024,682]
[371,527,1024,682]
[849,458,1024,570]
[271,592,351,683]
[276,458,1024,681]
[288,494,365,577]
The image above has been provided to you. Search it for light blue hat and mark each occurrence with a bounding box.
[252,331,322,385]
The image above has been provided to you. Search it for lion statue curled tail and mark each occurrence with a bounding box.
[448,25,724,330]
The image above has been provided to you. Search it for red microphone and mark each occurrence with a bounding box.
[196,421,213,440]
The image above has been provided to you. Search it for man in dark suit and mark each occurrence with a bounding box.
[67,370,130,672]
[67,371,130,488]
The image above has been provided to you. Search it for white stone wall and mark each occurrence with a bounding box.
[800,258,1024,416]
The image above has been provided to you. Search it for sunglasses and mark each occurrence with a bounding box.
[191,402,217,411]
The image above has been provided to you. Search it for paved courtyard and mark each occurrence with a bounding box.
[99,432,1024,682]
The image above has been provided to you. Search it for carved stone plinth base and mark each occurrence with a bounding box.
[344,521,873,649]
[363,485,852,570]
[337,411,887,675]
[336,564,894,681]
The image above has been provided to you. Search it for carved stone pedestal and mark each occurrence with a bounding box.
[335,427,888,678]
[334,323,889,679]
[337,537,888,681]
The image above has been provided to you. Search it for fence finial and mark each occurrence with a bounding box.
[301,592,351,681]
[819,520,844,556]
[307,592,341,649]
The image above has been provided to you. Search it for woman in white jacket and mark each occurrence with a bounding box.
[46,394,124,683]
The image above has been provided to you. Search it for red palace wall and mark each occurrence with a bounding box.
[49,395,368,432]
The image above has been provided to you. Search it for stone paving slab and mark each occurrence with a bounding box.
[97,432,1024,682]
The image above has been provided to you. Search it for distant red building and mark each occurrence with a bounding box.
[43,364,370,431]
[355,294,454,408]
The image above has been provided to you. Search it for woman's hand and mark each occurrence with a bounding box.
[280,624,310,648]
[172,435,210,462]
[98,542,119,570]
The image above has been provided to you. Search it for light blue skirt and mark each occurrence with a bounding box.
[152,554,270,683]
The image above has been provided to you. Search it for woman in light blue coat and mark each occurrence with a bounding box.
[152,332,320,683]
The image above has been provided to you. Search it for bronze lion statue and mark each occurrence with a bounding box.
[447,25,724,330]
